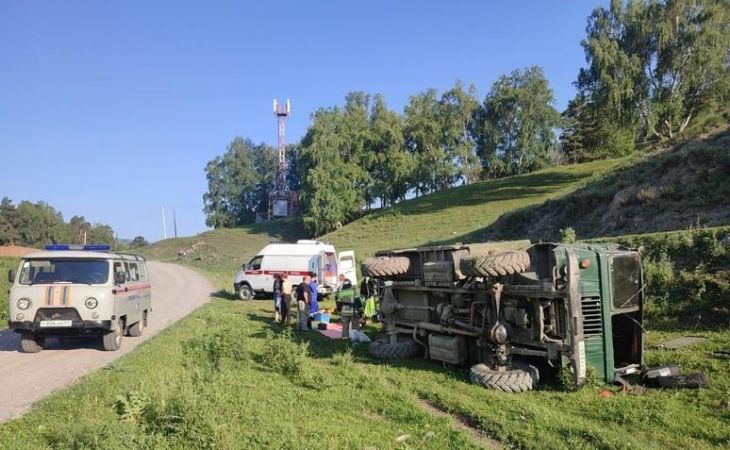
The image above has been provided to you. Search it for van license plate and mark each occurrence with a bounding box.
[40,320,72,327]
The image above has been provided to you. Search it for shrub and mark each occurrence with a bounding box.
[560,227,577,244]
[259,329,310,377]
[141,395,215,449]
[183,328,246,370]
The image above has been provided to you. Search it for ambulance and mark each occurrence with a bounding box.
[233,240,356,300]
[7,245,152,353]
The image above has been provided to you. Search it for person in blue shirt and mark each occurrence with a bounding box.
[309,272,319,316]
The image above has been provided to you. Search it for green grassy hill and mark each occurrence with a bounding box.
[142,157,625,267]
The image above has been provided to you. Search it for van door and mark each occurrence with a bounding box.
[338,250,357,286]
[244,255,266,291]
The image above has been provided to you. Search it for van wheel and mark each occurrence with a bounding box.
[102,319,124,351]
[127,321,143,337]
[20,332,44,353]
[238,284,253,301]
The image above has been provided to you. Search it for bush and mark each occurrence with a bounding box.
[182,328,246,370]
[560,227,577,244]
[259,329,311,377]
[141,395,216,449]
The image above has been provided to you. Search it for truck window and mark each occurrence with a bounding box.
[611,253,642,310]
[137,262,148,281]
[113,262,128,283]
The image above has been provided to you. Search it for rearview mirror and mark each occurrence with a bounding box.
[7,269,15,283]
[114,271,126,284]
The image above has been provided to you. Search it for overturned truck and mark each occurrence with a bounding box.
[362,241,644,392]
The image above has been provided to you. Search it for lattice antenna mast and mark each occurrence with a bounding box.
[273,99,290,192]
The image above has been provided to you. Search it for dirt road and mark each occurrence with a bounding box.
[0,261,212,421]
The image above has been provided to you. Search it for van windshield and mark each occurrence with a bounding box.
[19,259,110,285]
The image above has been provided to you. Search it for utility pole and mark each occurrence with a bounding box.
[173,208,178,238]
[161,205,168,240]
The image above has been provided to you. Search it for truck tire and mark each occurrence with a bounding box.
[238,284,253,301]
[369,336,422,360]
[102,319,124,351]
[460,251,530,278]
[127,321,143,337]
[361,256,410,278]
[469,364,537,392]
[20,332,44,353]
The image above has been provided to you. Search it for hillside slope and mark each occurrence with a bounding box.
[143,157,624,266]
[322,158,623,258]
[480,126,730,242]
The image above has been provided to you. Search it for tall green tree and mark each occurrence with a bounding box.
[442,81,481,184]
[0,197,19,245]
[404,89,455,195]
[202,137,259,228]
[298,107,365,235]
[475,66,561,177]
[367,95,412,207]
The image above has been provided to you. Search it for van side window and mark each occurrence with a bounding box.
[137,262,148,282]
[113,262,126,283]
[128,262,139,281]
[248,256,263,271]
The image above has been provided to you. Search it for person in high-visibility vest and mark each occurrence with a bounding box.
[336,279,359,339]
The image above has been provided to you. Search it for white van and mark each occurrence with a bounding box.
[233,240,356,300]
[7,244,152,353]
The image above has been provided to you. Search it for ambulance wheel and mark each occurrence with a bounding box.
[20,332,44,353]
[238,284,253,301]
[127,321,143,337]
[102,320,123,351]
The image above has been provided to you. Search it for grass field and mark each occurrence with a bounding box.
[0,267,728,449]
[1,155,728,448]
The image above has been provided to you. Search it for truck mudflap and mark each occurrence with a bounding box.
[565,247,586,387]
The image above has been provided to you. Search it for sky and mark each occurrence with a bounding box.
[0,0,607,242]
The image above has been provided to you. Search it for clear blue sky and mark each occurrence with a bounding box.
[0,0,606,242]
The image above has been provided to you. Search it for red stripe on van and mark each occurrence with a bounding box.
[245,270,312,277]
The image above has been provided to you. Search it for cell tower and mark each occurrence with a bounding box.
[270,98,294,218]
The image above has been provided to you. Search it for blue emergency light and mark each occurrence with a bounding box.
[44,244,111,251]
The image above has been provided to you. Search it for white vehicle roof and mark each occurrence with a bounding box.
[23,250,144,261]
[257,240,335,257]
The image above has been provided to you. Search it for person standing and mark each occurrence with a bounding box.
[296,275,310,331]
[309,272,319,318]
[336,279,359,339]
[281,274,293,325]
[272,274,283,322]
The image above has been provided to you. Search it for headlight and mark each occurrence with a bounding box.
[17,298,31,310]
[85,297,98,309]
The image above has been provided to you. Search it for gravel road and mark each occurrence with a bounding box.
[0,261,213,421]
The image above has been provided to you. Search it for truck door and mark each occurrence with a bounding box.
[337,250,357,286]
[608,252,643,372]
[245,255,265,291]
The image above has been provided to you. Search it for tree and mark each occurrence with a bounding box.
[442,81,481,184]
[475,66,561,178]
[130,236,149,248]
[298,107,367,235]
[0,197,19,245]
[404,89,456,195]
[202,137,269,228]
[575,0,730,150]
[367,95,412,207]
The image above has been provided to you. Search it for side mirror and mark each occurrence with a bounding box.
[7,269,15,283]
[114,271,126,284]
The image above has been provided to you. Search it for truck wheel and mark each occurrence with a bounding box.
[369,336,422,360]
[460,251,530,278]
[127,321,143,337]
[469,364,537,392]
[238,284,253,301]
[102,319,124,351]
[361,256,410,278]
[20,332,44,353]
